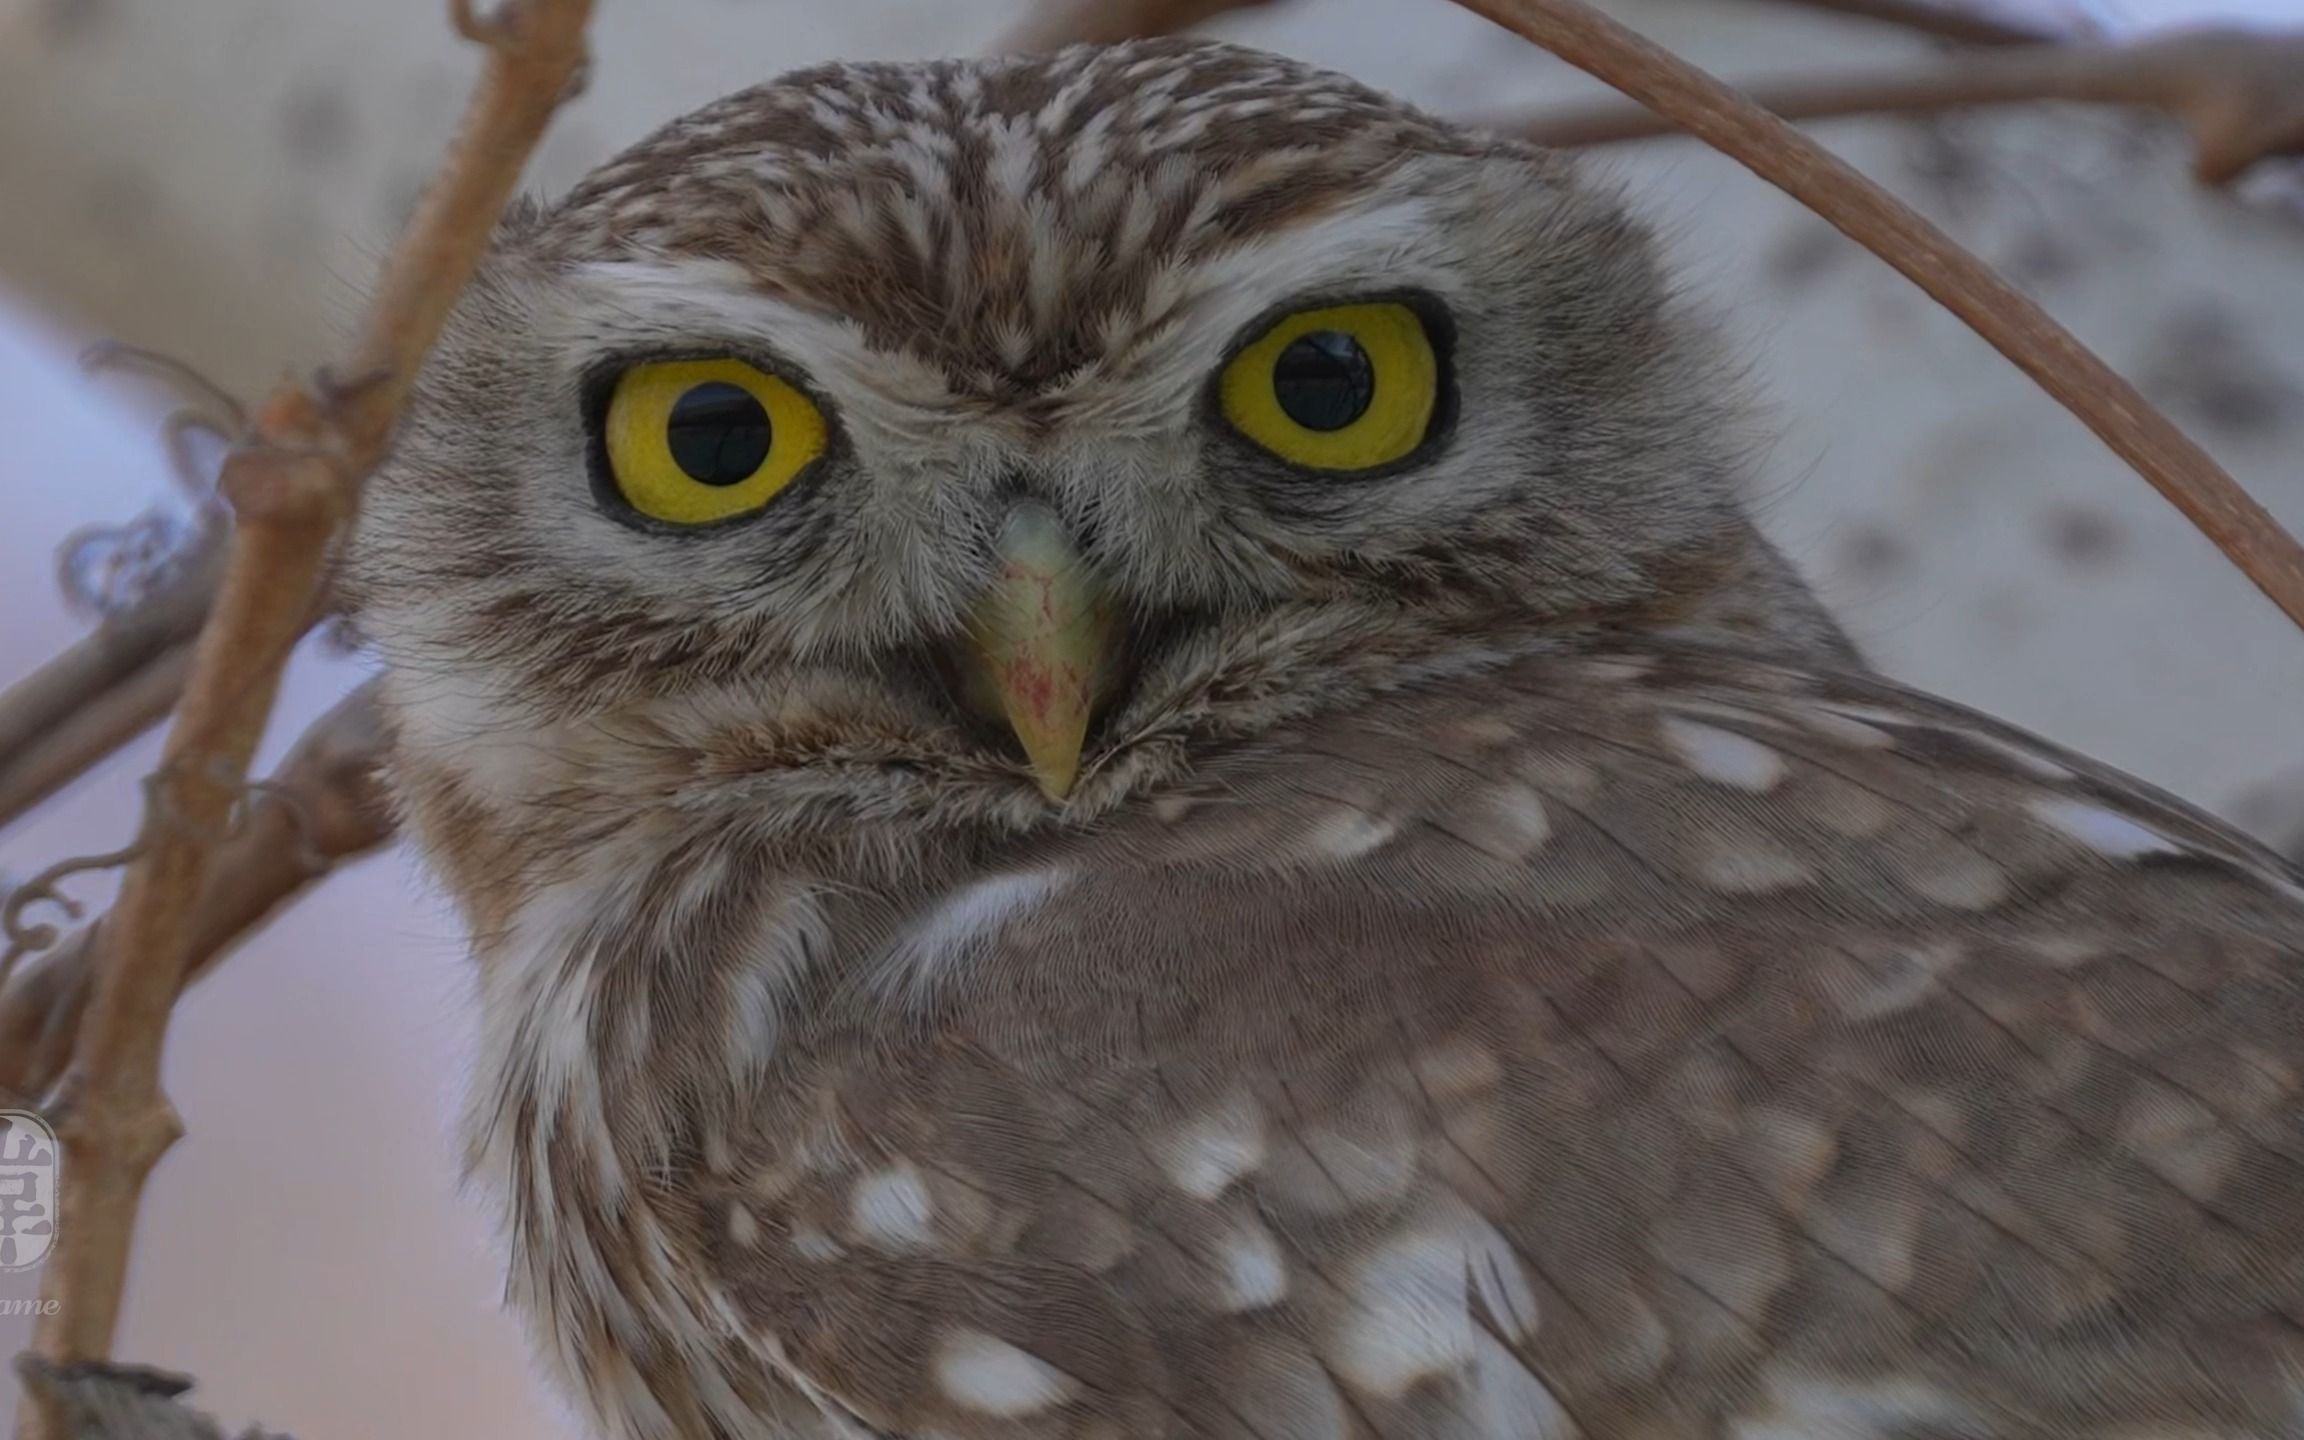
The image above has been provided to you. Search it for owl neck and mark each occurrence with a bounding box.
[1636,528,1858,669]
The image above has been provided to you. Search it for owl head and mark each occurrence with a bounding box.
[346,37,1844,837]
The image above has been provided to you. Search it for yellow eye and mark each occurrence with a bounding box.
[602,358,827,527]
[1218,301,1439,473]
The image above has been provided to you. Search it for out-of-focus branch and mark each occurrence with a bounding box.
[1494,26,2304,187]
[1446,0,2304,635]
[996,0,1278,51]
[0,683,393,1110]
[992,0,2068,53]
[14,1356,291,1440]
[1760,0,2071,46]
[13,2,592,1435]
[0,547,217,832]
[0,347,244,837]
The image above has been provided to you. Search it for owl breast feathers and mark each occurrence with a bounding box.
[343,35,2304,1440]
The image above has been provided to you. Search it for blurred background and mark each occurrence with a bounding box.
[1,0,2301,1435]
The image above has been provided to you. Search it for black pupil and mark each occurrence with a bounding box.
[665,381,773,485]
[1272,331,1375,432]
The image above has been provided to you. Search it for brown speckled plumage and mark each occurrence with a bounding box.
[345,36,2304,1440]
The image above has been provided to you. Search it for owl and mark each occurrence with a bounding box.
[344,36,2304,1440]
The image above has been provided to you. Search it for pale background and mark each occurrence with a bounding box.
[1,0,2301,1435]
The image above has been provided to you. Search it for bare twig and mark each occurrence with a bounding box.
[13,2,593,1435]
[14,1356,290,1440]
[1758,0,2073,46]
[1490,26,2304,187]
[0,685,392,1110]
[996,0,1278,51]
[77,343,250,444]
[0,552,218,833]
[3,834,149,985]
[0,347,244,833]
[1447,0,2304,634]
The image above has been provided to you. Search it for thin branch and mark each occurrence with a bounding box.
[13,2,592,1434]
[0,365,229,845]
[14,1357,288,1440]
[1447,0,2304,635]
[0,550,218,833]
[995,0,1279,51]
[0,352,243,834]
[77,343,249,444]
[3,835,149,985]
[1490,26,2304,187]
[0,684,391,1109]
[1754,0,2073,46]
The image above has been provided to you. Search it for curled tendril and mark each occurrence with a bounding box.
[78,341,247,438]
[59,343,246,621]
[0,838,148,985]
[54,511,202,621]
[161,412,237,505]
[0,758,342,988]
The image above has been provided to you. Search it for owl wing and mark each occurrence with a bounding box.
[697,646,2304,1439]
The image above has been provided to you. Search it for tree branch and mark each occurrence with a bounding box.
[0,549,216,833]
[0,683,392,1110]
[13,1357,290,1440]
[11,2,593,1436]
[995,0,1280,51]
[0,347,242,835]
[1447,0,2304,634]
[1754,0,2072,47]
[1492,26,2304,187]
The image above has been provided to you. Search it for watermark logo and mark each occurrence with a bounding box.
[0,1109,58,1272]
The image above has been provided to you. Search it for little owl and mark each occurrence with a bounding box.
[345,36,2304,1440]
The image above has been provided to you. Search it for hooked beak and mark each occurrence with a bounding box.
[960,503,1118,801]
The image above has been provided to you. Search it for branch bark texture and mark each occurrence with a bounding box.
[1499,26,2304,186]
[12,3,593,1436]
[1763,0,2071,46]
[0,684,392,1110]
[0,549,217,833]
[996,0,1280,50]
[1451,0,2304,634]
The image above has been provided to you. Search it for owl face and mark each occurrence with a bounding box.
[349,38,1789,828]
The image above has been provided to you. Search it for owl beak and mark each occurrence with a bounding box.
[963,502,1117,801]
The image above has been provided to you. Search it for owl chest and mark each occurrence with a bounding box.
[467,871,849,1439]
